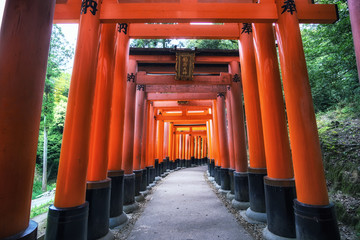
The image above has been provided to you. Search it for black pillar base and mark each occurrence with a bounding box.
[159,162,164,174]
[220,168,231,190]
[86,179,111,240]
[234,171,249,202]
[248,167,267,213]
[294,199,340,240]
[264,177,296,238]
[191,156,195,166]
[186,159,191,168]
[107,170,126,227]
[210,160,215,177]
[229,169,235,194]
[214,166,221,185]
[166,157,170,170]
[124,173,135,205]
[145,166,152,186]
[154,159,159,177]
[180,159,185,168]
[140,169,147,191]
[5,220,37,240]
[162,159,167,172]
[150,167,156,182]
[175,159,179,168]
[133,170,142,196]
[45,202,89,240]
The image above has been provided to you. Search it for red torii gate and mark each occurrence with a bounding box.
[0,0,353,240]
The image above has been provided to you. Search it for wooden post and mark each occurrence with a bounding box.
[48,1,102,238]
[216,94,231,191]
[348,0,360,83]
[133,85,146,171]
[275,0,339,238]
[253,22,296,238]
[108,23,130,172]
[0,0,56,238]
[225,88,235,170]
[239,23,267,221]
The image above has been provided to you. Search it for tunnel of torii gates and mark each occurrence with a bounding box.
[2,0,359,240]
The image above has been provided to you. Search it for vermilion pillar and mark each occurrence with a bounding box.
[275,1,339,238]
[348,0,360,82]
[168,122,174,169]
[239,23,267,222]
[163,122,170,170]
[216,94,231,192]
[122,59,139,212]
[157,120,165,174]
[225,91,235,170]
[181,133,186,167]
[229,61,250,210]
[212,103,221,186]
[132,84,145,202]
[86,23,116,240]
[175,133,180,167]
[0,0,55,238]
[133,85,146,171]
[107,23,130,228]
[47,1,102,238]
[146,102,156,184]
[253,22,296,238]
[140,98,149,192]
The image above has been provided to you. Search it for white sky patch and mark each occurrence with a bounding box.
[0,0,6,30]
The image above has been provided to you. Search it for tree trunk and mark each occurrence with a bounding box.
[42,116,48,191]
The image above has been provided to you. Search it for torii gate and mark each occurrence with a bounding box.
[0,0,350,240]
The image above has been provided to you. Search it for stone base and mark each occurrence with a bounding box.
[46,202,89,240]
[219,189,230,195]
[208,177,215,182]
[135,194,145,202]
[109,211,128,229]
[86,179,111,240]
[108,170,124,222]
[155,176,162,181]
[242,207,267,224]
[140,190,149,197]
[294,200,340,240]
[263,227,296,240]
[264,177,296,238]
[4,220,37,240]
[248,168,267,214]
[124,174,135,206]
[123,202,139,214]
[231,199,250,210]
[226,192,235,201]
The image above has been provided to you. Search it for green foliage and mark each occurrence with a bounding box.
[185,39,238,50]
[36,25,73,187]
[30,200,54,219]
[301,0,360,113]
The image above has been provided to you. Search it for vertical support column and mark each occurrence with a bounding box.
[225,88,236,198]
[47,1,102,239]
[133,84,145,202]
[275,1,339,238]
[175,133,180,168]
[198,136,202,165]
[168,122,174,170]
[157,120,165,174]
[206,121,214,176]
[216,94,231,192]
[163,122,170,170]
[146,102,156,185]
[212,103,221,186]
[239,23,267,222]
[185,134,189,167]
[253,23,296,238]
[122,59,139,213]
[86,23,116,240]
[190,134,195,166]
[107,23,130,228]
[140,99,149,192]
[229,61,250,210]
[181,133,186,168]
[348,0,360,82]
[0,0,56,238]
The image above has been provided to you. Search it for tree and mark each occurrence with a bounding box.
[301,0,359,112]
[37,25,73,189]
[185,39,238,50]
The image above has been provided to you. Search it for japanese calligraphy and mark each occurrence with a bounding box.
[127,73,135,82]
[232,74,241,82]
[81,0,98,16]
[281,0,297,15]
[241,23,252,34]
[118,23,128,35]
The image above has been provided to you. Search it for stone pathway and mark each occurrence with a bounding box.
[127,166,254,240]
